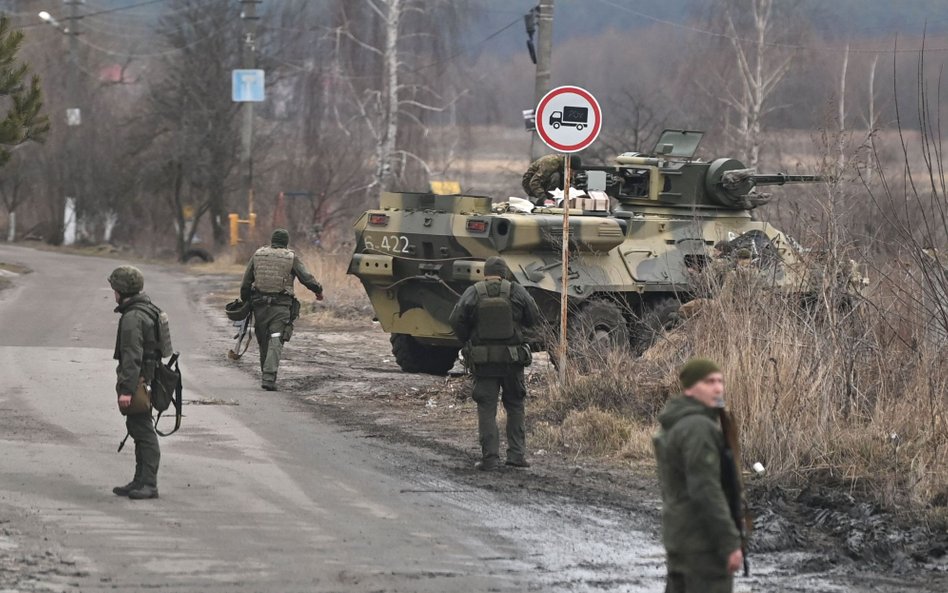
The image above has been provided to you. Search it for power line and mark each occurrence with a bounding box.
[594,0,948,54]
[405,15,522,75]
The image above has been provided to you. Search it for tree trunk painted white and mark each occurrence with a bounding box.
[103,210,118,243]
[6,210,14,242]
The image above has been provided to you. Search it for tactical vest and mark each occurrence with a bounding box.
[253,246,295,295]
[475,280,516,343]
[466,279,530,369]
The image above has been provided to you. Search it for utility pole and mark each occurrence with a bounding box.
[240,0,260,220]
[63,0,80,245]
[530,0,554,161]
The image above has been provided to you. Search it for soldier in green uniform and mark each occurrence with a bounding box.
[653,358,744,593]
[109,266,161,500]
[521,154,580,205]
[240,229,325,391]
[449,257,540,471]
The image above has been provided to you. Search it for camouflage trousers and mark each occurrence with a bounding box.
[253,298,292,386]
[471,367,527,464]
[126,412,159,487]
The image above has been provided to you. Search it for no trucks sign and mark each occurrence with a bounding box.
[535,85,602,153]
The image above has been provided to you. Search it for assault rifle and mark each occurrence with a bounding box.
[228,311,253,360]
[719,407,751,577]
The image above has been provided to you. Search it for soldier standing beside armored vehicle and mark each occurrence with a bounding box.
[240,229,324,391]
[449,257,540,471]
[653,358,744,593]
[110,266,162,500]
[521,154,581,205]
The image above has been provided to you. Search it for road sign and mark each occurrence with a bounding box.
[535,85,601,153]
[232,69,265,102]
[66,108,81,127]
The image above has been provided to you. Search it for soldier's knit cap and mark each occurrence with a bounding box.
[484,256,509,278]
[679,358,722,389]
[271,228,290,247]
[735,248,752,260]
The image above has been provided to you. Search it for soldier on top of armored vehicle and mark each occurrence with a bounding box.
[348,129,863,374]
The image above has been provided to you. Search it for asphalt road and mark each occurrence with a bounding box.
[0,246,668,593]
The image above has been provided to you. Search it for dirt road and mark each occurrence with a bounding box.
[0,245,944,592]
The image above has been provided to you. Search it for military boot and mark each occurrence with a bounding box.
[112,481,141,497]
[474,459,499,471]
[505,407,529,468]
[128,485,159,500]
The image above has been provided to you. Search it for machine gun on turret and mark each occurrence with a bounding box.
[573,129,825,210]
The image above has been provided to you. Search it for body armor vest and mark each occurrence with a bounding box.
[474,279,517,344]
[253,246,295,295]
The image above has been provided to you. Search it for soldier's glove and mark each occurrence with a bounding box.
[315,292,325,301]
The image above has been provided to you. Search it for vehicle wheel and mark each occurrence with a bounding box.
[390,334,459,375]
[631,296,682,354]
[576,124,585,131]
[549,300,629,370]
[552,122,560,129]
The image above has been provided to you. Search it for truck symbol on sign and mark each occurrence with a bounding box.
[549,105,588,130]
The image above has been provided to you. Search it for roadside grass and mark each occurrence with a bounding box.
[531,275,948,510]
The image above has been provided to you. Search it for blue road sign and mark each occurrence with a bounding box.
[232,69,265,102]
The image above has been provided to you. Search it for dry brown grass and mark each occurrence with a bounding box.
[533,270,948,510]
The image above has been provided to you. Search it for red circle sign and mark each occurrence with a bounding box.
[535,86,602,153]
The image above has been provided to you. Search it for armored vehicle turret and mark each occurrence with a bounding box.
[348,130,860,374]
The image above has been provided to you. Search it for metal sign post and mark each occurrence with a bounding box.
[534,85,602,384]
[558,156,571,383]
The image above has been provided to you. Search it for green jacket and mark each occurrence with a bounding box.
[521,154,564,202]
[113,294,160,396]
[653,395,741,574]
[240,248,323,302]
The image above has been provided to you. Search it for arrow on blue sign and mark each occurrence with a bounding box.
[232,69,265,102]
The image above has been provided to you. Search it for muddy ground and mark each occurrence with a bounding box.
[197,272,947,592]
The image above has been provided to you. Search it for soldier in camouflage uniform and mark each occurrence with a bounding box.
[240,229,324,391]
[449,257,540,471]
[110,266,161,500]
[521,155,581,205]
[653,358,744,593]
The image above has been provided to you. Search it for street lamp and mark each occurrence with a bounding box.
[37,11,69,33]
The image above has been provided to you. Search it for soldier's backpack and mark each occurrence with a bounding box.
[132,302,183,436]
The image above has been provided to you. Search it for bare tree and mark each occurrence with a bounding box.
[134,0,242,258]
[332,0,470,192]
[714,0,799,168]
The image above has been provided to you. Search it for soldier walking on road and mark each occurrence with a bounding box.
[653,358,744,592]
[521,155,580,205]
[449,257,540,471]
[241,229,324,391]
[109,266,162,500]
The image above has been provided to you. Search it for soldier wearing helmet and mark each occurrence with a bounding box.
[108,265,162,500]
[240,229,325,391]
[449,257,540,471]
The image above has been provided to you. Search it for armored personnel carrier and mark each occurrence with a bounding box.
[348,130,849,374]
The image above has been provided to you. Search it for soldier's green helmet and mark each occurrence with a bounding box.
[108,265,144,296]
[484,256,509,278]
[271,228,290,248]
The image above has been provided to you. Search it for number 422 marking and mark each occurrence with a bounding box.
[364,234,411,254]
